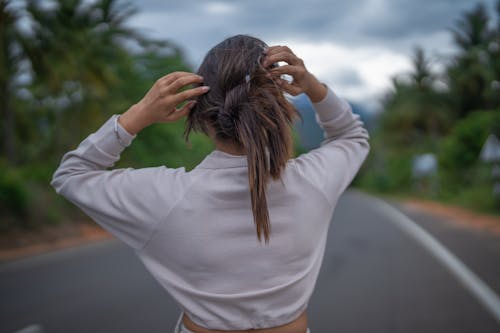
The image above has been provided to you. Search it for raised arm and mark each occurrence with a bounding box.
[50,72,210,250]
[264,46,370,207]
[294,86,370,206]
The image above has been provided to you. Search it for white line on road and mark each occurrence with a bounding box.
[358,191,500,324]
[11,324,44,333]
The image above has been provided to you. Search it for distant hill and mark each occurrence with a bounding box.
[291,93,377,150]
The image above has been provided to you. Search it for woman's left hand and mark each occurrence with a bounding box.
[119,72,210,135]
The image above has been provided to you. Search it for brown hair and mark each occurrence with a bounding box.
[183,35,302,243]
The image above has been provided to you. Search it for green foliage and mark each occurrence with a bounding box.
[358,1,500,213]
[291,127,308,157]
[356,136,414,193]
[447,3,499,117]
[0,0,215,230]
[378,47,455,151]
[123,120,214,170]
[0,162,29,220]
[438,110,500,187]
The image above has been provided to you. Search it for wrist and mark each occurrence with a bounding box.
[304,74,327,103]
[119,103,151,135]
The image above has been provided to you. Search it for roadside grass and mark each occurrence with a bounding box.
[354,185,500,217]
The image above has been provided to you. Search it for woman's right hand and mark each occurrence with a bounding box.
[262,45,327,103]
[119,72,209,135]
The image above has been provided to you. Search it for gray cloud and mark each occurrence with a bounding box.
[123,0,498,107]
[357,0,492,39]
[334,68,364,87]
[127,0,497,49]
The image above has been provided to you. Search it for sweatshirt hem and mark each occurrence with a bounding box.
[184,302,308,331]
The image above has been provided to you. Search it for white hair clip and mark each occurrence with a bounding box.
[245,74,251,83]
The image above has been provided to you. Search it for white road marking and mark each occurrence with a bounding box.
[358,191,500,324]
[11,324,44,333]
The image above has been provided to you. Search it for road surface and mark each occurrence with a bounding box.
[1,190,499,333]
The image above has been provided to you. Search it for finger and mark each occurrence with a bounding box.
[161,108,187,123]
[265,46,296,58]
[170,85,210,105]
[167,74,205,93]
[160,101,195,123]
[264,45,281,54]
[269,65,304,78]
[263,51,301,67]
[177,100,197,113]
[265,45,295,57]
[160,72,202,86]
[278,79,303,96]
[264,46,297,62]
[164,101,195,122]
[158,71,198,85]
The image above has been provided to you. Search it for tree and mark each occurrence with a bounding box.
[20,0,142,156]
[0,0,23,165]
[379,46,452,150]
[10,0,186,163]
[446,2,496,117]
[0,0,203,229]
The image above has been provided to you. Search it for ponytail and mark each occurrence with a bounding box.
[184,34,302,243]
[235,83,297,243]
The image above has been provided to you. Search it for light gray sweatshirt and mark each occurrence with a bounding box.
[50,85,370,330]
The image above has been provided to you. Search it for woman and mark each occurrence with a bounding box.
[51,35,370,333]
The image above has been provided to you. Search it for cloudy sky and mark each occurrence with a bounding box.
[124,0,497,110]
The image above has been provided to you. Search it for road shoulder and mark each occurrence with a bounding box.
[378,194,500,297]
[0,221,112,263]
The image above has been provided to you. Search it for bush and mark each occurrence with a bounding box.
[0,163,31,231]
[438,109,500,188]
[357,148,414,193]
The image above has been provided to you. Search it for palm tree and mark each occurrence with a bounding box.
[451,3,491,51]
[2,0,190,165]
[410,46,434,90]
[0,0,23,165]
[447,3,495,117]
[380,46,452,150]
[19,0,166,158]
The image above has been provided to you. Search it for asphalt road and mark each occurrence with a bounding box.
[1,190,499,333]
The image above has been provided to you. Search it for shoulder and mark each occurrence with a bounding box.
[127,165,198,193]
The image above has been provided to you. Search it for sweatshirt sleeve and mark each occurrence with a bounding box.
[292,85,370,207]
[50,114,189,251]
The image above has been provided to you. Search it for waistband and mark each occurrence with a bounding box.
[174,312,194,333]
[173,311,310,333]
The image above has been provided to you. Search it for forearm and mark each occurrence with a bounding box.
[303,74,328,103]
[50,115,136,194]
[312,86,370,145]
[293,85,370,207]
[118,103,151,135]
